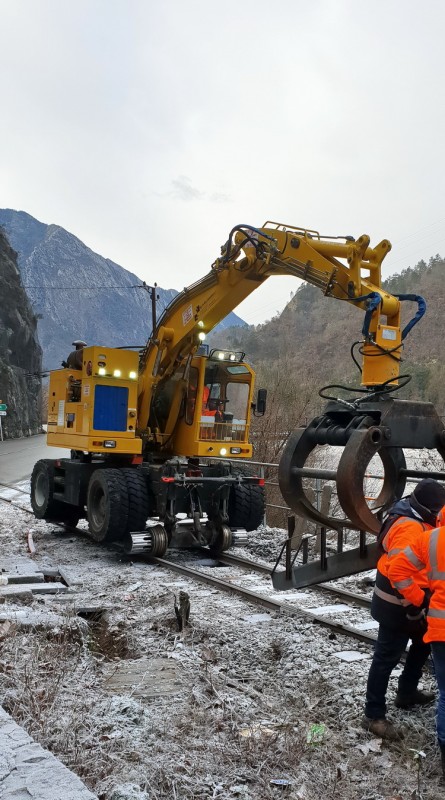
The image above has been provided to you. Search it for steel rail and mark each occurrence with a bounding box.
[208,549,373,609]
[149,554,377,646]
[0,491,373,610]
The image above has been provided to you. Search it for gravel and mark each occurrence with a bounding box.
[0,499,443,800]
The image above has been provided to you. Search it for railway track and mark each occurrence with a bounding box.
[209,549,373,609]
[0,480,377,648]
[143,548,376,646]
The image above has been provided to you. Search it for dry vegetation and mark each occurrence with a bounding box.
[1,503,444,800]
[0,601,443,800]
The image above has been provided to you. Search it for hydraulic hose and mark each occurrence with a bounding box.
[395,294,427,340]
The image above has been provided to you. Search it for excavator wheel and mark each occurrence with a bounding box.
[228,480,265,532]
[121,468,150,534]
[87,468,129,544]
[31,460,66,520]
[31,459,82,527]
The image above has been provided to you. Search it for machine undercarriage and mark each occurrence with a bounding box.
[31,455,265,558]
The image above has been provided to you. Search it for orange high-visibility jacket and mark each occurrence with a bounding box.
[377,515,430,586]
[371,515,431,628]
[387,525,445,643]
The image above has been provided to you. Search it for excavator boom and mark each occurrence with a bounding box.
[137,222,425,437]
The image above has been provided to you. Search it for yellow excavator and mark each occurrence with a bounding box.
[31,222,445,571]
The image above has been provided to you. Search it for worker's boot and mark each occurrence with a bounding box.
[362,716,403,741]
[395,688,435,709]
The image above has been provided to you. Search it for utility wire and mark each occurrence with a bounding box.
[23,284,145,290]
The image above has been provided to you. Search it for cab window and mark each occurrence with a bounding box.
[226,382,249,423]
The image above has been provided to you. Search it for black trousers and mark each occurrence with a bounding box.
[365,623,431,719]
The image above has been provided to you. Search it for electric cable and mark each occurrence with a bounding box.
[23,284,145,290]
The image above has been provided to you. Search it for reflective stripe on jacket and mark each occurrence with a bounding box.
[387,525,445,643]
[377,516,429,584]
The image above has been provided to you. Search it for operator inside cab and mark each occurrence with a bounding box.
[201,385,224,422]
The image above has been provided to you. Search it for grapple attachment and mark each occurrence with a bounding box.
[279,397,445,534]
[274,397,445,589]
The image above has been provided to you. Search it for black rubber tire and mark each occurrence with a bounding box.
[31,459,66,520]
[228,480,265,532]
[121,468,150,533]
[87,469,129,544]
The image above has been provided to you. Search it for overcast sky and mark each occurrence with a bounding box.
[1,0,444,325]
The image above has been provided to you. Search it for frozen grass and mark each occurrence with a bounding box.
[0,503,444,799]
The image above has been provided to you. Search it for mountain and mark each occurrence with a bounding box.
[214,255,445,415]
[0,231,42,437]
[0,209,246,372]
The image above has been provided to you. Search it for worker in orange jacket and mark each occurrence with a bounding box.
[363,479,445,740]
[387,508,445,779]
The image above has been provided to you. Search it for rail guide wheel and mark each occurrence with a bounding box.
[127,525,169,557]
[210,524,233,553]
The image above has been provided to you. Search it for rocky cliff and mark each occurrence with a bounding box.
[0,210,246,374]
[0,230,42,438]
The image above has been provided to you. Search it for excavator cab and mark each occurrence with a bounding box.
[169,348,256,459]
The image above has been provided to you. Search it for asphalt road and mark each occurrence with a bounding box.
[0,434,70,485]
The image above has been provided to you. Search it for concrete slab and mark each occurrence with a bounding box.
[104,657,182,698]
[243,613,272,624]
[332,650,370,662]
[0,607,88,631]
[355,620,379,631]
[4,573,45,584]
[0,557,44,578]
[305,603,352,615]
[58,565,84,587]
[0,706,97,799]
[0,582,68,596]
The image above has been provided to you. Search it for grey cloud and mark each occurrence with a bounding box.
[210,192,230,204]
[171,176,203,202]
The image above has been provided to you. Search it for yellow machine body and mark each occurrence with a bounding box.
[46,222,411,460]
[47,346,254,461]
[47,346,142,455]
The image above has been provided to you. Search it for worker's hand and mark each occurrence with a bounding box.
[405,604,426,622]
[421,588,432,607]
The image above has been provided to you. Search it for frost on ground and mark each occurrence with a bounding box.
[0,501,443,800]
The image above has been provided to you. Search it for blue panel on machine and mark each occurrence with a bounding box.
[93,385,128,431]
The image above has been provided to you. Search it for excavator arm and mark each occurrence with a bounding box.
[137,221,443,546]
[137,222,425,435]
